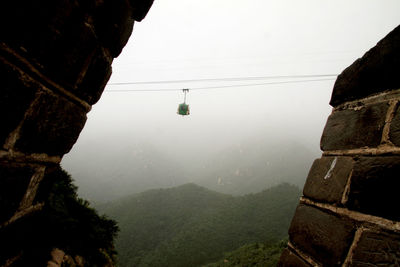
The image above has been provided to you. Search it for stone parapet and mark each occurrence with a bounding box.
[280,25,400,266]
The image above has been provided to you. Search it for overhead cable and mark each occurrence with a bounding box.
[107,74,338,86]
[105,77,336,92]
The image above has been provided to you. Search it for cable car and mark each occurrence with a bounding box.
[177,103,190,115]
[177,89,190,116]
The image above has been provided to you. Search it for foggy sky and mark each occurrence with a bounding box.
[62,0,400,200]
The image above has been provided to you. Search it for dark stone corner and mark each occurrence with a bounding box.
[330,25,400,107]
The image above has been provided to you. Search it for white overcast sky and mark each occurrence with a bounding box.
[62,0,400,184]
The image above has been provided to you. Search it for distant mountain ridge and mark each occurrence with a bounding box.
[100,183,301,267]
[193,139,315,195]
[64,137,315,202]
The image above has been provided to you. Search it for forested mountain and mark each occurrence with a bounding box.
[204,240,287,267]
[100,183,301,267]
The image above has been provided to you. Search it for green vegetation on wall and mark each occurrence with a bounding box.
[0,168,118,267]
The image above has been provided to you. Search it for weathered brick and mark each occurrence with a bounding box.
[34,165,68,203]
[389,105,400,146]
[0,58,37,146]
[46,22,98,89]
[91,0,153,57]
[330,25,400,107]
[321,102,388,151]
[77,46,113,105]
[303,156,354,204]
[0,0,153,104]
[0,1,101,94]
[93,0,135,57]
[0,1,84,82]
[289,204,355,266]
[0,163,37,223]
[129,0,154,21]
[0,1,78,47]
[278,248,311,267]
[346,156,400,221]
[350,229,400,265]
[14,91,87,156]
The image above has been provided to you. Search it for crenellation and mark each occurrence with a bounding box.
[329,26,400,106]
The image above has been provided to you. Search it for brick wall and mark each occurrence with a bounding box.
[0,1,153,266]
[279,25,400,266]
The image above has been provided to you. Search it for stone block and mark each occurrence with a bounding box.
[47,262,59,267]
[45,22,98,90]
[289,204,355,266]
[321,102,388,151]
[34,165,66,203]
[14,90,87,156]
[330,25,400,107]
[77,46,113,105]
[130,0,155,21]
[0,58,37,146]
[0,163,37,223]
[303,156,354,204]
[50,248,65,265]
[346,156,400,221]
[350,229,400,265]
[278,248,311,267]
[1,1,100,93]
[389,105,400,146]
[0,1,77,47]
[93,0,135,57]
[92,0,153,57]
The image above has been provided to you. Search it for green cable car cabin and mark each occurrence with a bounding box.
[177,89,190,116]
[177,103,190,116]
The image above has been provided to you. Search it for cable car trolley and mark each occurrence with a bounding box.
[177,89,190,116]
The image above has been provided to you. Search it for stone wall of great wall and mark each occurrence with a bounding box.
[0,1,153,266]
[279,25,400,266]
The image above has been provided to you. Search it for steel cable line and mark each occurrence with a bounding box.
[107,74,338,86]
[105,77,336,92]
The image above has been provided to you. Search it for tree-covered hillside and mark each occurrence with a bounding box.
[0,168,118,267]
[204,239,287,267]
[100,183,301,267]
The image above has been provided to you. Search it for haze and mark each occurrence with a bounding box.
[61,0,400,202]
